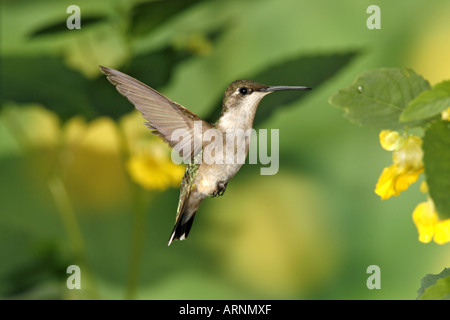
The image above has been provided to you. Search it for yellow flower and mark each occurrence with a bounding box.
[412,198,450,245]
[375,130,423,199]
[126,142,184,191]
[442,107,450,121]
[61,116,131,209]
[120,111,185,191]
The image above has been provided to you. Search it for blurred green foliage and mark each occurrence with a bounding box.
[1,0,449,300]
[417,268,450,300]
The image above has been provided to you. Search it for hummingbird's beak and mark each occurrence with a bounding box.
[259,85,311,92]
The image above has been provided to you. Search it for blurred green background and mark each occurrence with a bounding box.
[0,0,449,299]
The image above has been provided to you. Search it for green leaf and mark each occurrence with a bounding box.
[129,0,205,37]
[0,53,182,122]
[28,16,107,39]
[88,46,192,120]
[423,120,450,219]
[205,52,359,125]
[1,31,223,122]
[417,268,450,300]
[253,52,358,127]
[0,56,97,121]
[400,80,450,122]
[329,68,431,129]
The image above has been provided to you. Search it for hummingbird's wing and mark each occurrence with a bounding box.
[100,66,213,161]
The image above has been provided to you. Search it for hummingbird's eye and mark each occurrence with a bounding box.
[239,87,249,95]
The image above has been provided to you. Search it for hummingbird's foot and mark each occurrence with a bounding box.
[211,181,228,197]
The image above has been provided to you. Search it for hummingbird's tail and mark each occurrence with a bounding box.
[168,212,197,246]
[168,189,205,246]
[168,164,206,246]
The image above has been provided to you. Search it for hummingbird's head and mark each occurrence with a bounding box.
[222,79,311,114]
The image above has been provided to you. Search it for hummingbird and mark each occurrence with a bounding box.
[100,66,311,245]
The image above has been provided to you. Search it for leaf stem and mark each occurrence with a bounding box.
[47,174,101,299]
[125,185,153,300]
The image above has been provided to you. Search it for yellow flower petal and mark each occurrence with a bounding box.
[392,135,423,169]
[379,130,405,151]
[375,165,422,199]
[434,219,450,244]
[412,201,438,243]
[13,104,60,148]
[442,107,450,121]
[375,164,399,199]
[80,117,121,153]
[393,168,423,193]
[419,181,428,194]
